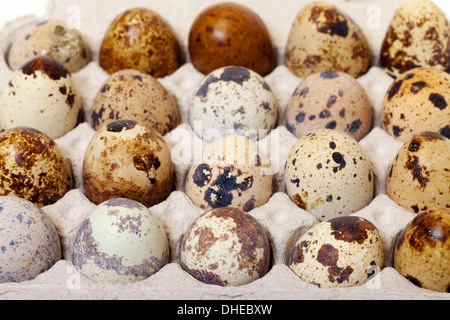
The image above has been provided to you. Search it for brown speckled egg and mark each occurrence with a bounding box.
[99,8,183,78]
[180,207,270,287]
[185,135,273,213]
[82,120,173,207]
[91,69,180,135]
[189,66,278,142]
[188,2,275,76]
[381,67,450,141]
[0,56,83,140]
[285,1,371,79]
[0,127,73,208]
[289,216,384,288]
[386,132,450,214]
[285,129,374,221]
[285,70,373,141]
[394,207,450,293]
[8,20,92,74]
[380,0,450,78]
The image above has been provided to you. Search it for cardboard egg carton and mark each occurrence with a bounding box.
[0,0,449,300]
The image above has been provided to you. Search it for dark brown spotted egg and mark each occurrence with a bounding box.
[285,129,374,221]
[185,135,274,213]
[180,207,271,287]
[82,120,173,208]
[381,67,450,141]
[285,1,371,79]
[380,0,450,78]
[285,70,373,141]
[72,198,169,284]
[394,207,450,293]
[91,69,180,135]
[99,8,183,78]
[0,56,83,140]
[8,20,92,73]
[288,216,384,288]
[386,132,450,214]
[0,127,73,208]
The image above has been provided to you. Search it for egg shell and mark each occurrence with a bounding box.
[0,127,73,208]
[185,135,273,213]
[381,67,450,141]
[284,129,374,221]
[394,207,450,293]
[91,69,180,135]
[386,132,450,214]
[99,8,183,78]
[288,215,384,288]
[83,120,173,208]
[72,198,169,284]
[180,207,270,287]
[285,70,373,141]
[285,1,371,79]
[0,195,61,283]
[188,2,275,76]
[7,20,92,74]
[189,66,278,142]
[0,56,83,140]
[380,0,450,78]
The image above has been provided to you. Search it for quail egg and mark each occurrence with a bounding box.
[72,198,169,284]
[288,215,384,288]
[82,120,173,208]
[0,195,61,283]
[180,207,271,287]
[285,129,374,221]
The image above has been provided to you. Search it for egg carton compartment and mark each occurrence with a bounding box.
[0,0,449,300]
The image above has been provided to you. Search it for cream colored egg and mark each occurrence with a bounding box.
[285,1,371,79]
[288,216,384,288]
[394,207,450,293]
[8,20,91,74]
[189,66,278,142]
[72,198,169,284]
[82,120,173,208]
[0,195,61,283]
[380,0,450,78]
[386,132,450,214]
[284,129,374,221]
[180,207,270,287]
[185,135,273,212]
[0,56,83,140]
[91,69,180,135]
[285,70,373,141]
[381,67,450,141]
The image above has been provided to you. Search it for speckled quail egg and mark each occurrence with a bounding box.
[189,66,278,142]
[185,135,273,213]
[386,132,450,214]
[83,120,173,208]
[99,8,183,78]
[0,127,73,208]
[8,20,92,74]
[0,195,61,283]
[91,69,180,135]
[0,56,83,140]
[288,215,384,288]
[285,70,373,141]
[188,2,275,76]
[72,198,169,284]
[285,1,371,79]
[394,207,450,293]
[285,129,374,221]
[180,207,270,287]
[380,0,450,78]
[381,67,450,141]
